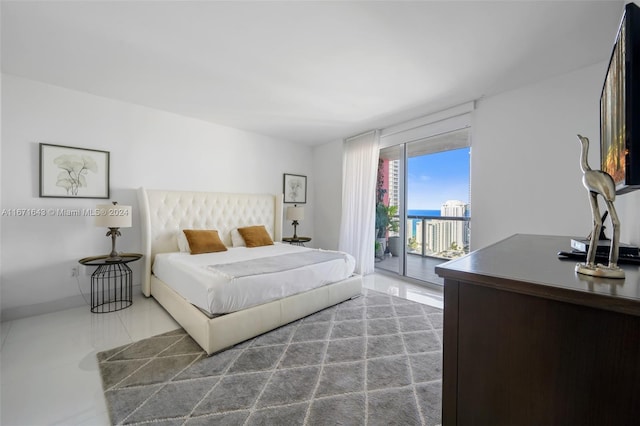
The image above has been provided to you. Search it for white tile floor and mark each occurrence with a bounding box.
[0,274,442,426]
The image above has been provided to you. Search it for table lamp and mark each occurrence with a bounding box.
[95,201,132,262]
[286,205,304,239]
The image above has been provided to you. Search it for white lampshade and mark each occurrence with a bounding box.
[286,206,304,221]
[95,204,132,228]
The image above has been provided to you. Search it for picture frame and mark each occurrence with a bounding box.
[283,173,307,204]
[39,143,110,198]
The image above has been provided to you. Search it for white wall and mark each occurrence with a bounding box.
[1,74,314,320]
[472,61,640,249]
[314,61,640,256]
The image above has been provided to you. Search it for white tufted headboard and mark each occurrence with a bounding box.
[137,188,283,296]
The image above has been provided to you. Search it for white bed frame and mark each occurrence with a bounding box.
[137,187,362,355]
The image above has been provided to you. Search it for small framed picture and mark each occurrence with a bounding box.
[283,173,307,204]
[40,143,110,198]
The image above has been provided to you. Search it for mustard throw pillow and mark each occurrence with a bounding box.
[238,225,274,248]
[183,229,227,254]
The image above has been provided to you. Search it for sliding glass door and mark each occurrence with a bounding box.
[375,129,471,285]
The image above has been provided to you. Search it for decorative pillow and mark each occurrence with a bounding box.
[230,228,246,247]
[237,225,274,248]
[182,229,228,254]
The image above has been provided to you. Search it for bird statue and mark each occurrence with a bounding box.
[575,134,625,278]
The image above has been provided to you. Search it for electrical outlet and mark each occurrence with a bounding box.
[71,266,79,277]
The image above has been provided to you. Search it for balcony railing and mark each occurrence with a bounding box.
[401,215,471,260]
[377,214,470,284]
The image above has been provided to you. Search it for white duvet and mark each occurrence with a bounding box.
[152,243,356,315]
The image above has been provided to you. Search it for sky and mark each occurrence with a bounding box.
[407,147,470,210]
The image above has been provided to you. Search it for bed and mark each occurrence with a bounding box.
[137,187,362,355]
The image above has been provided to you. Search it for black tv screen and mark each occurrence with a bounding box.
[601,2,640,194]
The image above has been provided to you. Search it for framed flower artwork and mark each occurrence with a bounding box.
[283,173,307,204]
[39,143,110,198]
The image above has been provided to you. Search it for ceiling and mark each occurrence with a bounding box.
[1,1,626,145]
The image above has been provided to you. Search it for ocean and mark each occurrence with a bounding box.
[407,209,440,217]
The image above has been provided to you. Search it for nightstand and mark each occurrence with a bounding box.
[79,253,142,313]
[282,237,311,246]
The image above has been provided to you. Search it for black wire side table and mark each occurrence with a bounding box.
[79,253,142,313]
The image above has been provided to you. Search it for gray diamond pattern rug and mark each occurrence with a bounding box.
[97,289,443,425]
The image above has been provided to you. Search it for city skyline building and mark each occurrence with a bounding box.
[408,200,470,258]
[388,160,400,209]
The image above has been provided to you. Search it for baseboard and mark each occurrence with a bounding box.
[1,284,142,322]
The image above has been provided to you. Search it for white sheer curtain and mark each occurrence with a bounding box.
[339,130,380,275]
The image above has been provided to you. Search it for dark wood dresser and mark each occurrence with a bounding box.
[435,234,640,425]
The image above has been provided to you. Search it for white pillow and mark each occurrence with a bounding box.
[230,228,246,247]
[177,230,190,252]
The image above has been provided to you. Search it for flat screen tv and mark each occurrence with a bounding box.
[601,2,640,194]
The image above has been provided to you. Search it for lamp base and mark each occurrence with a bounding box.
[105,227,122,262]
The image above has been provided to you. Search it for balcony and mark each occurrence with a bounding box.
[376,215,471,285]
